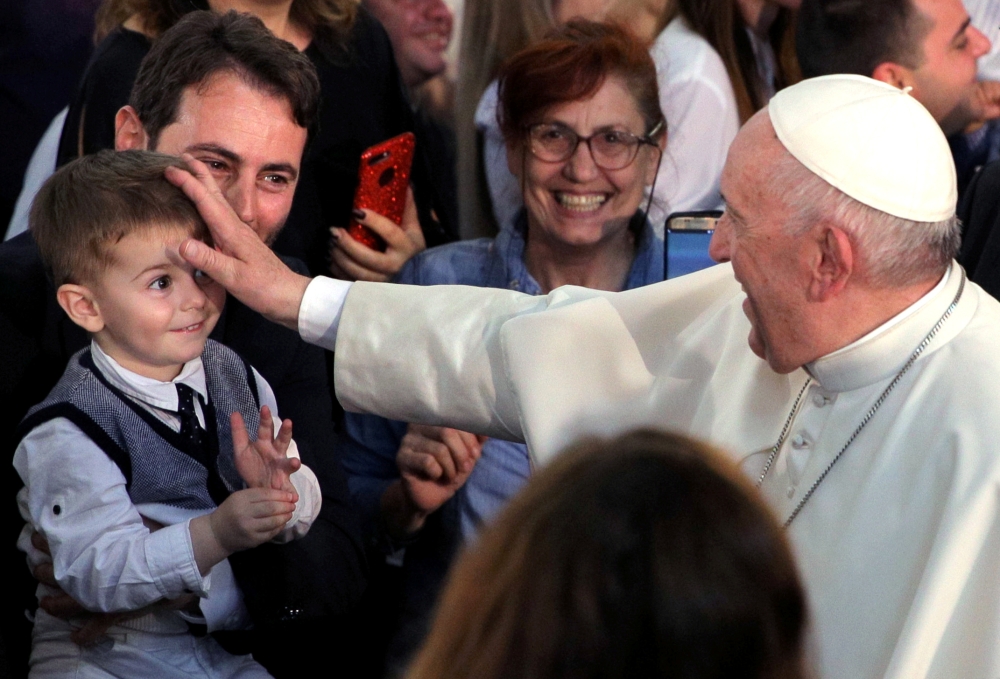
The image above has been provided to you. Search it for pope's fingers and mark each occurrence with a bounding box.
[179,239,238,287]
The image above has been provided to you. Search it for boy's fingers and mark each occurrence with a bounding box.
[274,419,293,451]
[256,406,274,444]
[230,412,250,453]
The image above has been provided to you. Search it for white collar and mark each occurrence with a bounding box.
[805,263,967,393]
[90,340,208,411]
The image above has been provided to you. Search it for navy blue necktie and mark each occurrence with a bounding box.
[176,383,208,453]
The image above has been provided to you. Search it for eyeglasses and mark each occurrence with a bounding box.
[526,120,663,170]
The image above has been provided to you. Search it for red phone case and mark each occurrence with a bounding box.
[348,132,416,252]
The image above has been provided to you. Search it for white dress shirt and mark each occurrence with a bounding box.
[15,341,321,634]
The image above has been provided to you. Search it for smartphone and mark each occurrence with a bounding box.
[664,211,721,280]
[348,132,416,252]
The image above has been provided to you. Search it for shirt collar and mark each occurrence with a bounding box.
[90,340,208,411]
[805,263,965,392]
[496,210,663,294]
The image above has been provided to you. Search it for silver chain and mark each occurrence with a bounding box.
[757,271,966,528]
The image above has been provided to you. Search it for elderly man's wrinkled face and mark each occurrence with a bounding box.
[709,114,816,374]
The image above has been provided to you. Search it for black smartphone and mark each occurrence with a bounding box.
[664,211,721,280]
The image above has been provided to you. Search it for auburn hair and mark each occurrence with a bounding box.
[497,20,665,147]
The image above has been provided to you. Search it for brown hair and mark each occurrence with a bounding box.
[128,10,320,149]
[407,429,807,679]
[795,0,930,79]
[670,0,801,123]
[31,150,209,286]
[94,0,356,46]
[497,20,665,147]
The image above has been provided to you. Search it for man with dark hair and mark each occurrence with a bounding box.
[797,0,996,136]
[0,11,365,678]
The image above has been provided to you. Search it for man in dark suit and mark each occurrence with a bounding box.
[1,12,366,678]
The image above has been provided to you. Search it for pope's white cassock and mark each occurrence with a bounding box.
[292,77,1000,678]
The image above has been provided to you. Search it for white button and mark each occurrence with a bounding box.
[813,393,828,407]
[787,486,795,498]
[791,434,808,449]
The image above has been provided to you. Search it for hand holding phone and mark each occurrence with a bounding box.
[348,132,416,251]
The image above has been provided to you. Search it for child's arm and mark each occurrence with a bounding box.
[14,419,215,613]
[188,487,296,575]
[232,372,324,540]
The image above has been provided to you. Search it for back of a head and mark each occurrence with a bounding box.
[31,149,206,286]
[796,0,928,79]
[407,430,807,679]
[129,10,320,147]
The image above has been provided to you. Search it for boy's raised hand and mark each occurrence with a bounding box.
[231,406,300,500]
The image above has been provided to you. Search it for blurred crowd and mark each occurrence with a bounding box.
[3,0,1000,678]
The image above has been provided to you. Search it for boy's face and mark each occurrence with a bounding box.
[62,224,225,382]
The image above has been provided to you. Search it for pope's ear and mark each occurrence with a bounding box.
[114,106,150,151]
[871,62,913,91]
[810,225,853,302]
[56,284,105,333]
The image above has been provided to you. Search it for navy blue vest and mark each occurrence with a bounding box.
[17,340,261,510]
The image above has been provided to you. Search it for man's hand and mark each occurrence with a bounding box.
[232,407,300,498]
[380,425,485,539]
[191,488,296,575]
[329,186,426,282]
[166,154,311,329]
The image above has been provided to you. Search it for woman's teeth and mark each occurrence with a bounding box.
[556,193,607,211]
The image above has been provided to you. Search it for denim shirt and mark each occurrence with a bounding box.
[340,211,664,545]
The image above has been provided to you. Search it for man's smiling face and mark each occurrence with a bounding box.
[118,69,307,246]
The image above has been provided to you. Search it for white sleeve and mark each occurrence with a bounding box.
[332,281,570,441]
[298,276,353,351]
[252,369,322,541]
[13,419,210,613]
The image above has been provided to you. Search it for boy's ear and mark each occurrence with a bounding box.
[56,284,105,333]
[114,106,150,151]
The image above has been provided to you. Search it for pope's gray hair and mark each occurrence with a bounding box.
[770,150,959,288]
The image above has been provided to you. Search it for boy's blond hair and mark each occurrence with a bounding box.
[31,150,210,286]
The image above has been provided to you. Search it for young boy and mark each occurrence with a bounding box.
[15,150,320,678]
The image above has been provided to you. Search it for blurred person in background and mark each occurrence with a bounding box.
[56,0,456,282]
[463,0,800,235]
[341,21,665,675]
[405,429,808,679]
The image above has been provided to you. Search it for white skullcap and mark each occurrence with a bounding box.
[768,74,957,222]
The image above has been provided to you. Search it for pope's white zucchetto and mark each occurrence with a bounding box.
[768,74,957,222]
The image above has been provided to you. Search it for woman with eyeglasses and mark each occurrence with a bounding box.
[339,19,666,675]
